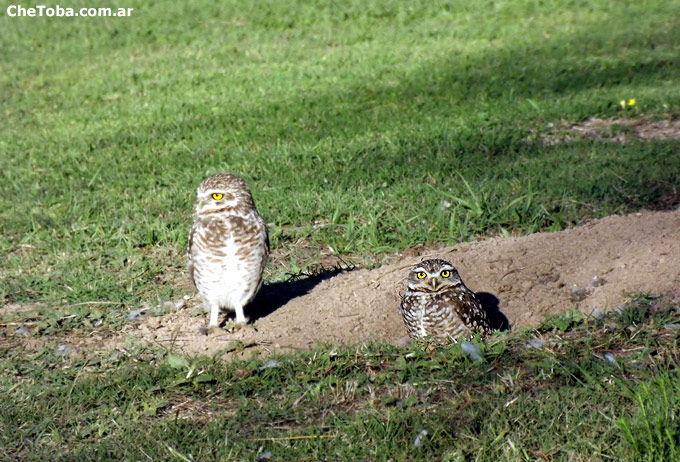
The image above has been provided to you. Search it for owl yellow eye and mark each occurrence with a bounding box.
[416,272,427,279]
[441,270,451,278]
[212,193,223,200]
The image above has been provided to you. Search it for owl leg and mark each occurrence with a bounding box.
[197,302,223,336]
[233,304,248,325]
[208,302,220,328]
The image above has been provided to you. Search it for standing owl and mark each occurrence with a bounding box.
[187,173,269,331]
[400,259,492,341]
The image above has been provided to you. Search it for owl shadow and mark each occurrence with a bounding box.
[476,292,511,331]
[247,265,353,322]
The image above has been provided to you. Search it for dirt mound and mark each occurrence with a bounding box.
[108,208,677,358]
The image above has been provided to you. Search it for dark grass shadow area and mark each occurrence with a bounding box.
[66,15,680,159]
[246,263,357,322]
[476,292,511,332]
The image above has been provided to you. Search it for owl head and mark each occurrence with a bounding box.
[407,258,463,292]
[194,173,255,215]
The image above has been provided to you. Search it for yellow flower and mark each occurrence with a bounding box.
[620,99,626,108]
[628,98,636,106]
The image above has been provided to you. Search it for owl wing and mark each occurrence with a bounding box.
[254,219,270,292]
[186,222,197,289]
[455,289,492,335]
[263,223,270,255]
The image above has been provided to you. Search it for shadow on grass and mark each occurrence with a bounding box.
[79,14,679,159]
[476,292,511,332]
[247,264,355,322]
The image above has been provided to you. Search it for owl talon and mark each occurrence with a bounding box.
[241,322,257,333]
[199,325,224,336]
[222,318,255,332]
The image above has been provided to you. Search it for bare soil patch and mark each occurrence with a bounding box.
[4,209,680,359]
[536,115,680,145]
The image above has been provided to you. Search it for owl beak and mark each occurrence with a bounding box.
[431,278,438,291]
[196,199,206,211]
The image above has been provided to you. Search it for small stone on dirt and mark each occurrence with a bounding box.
[603,352,617,365]
[569,287,589,302]
[526,339,547,349]
[259,360,282,370]
[590,307,604,319]
[257,450,272,461]
[14,326,31,338]
[413,429,428,449]
[55,344,77,356]
[461,341,484,362]
[395,336,412,347]
[590,276,605,288]
[127,308,147,320]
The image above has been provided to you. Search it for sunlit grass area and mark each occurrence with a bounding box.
[1,0,679,306]
[1,1,680,459]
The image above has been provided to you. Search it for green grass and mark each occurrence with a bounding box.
[2,295,680,461]
[1,3,680,459]
[1,0,679,306]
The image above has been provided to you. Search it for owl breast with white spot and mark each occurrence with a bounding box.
[187,173,269,329]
